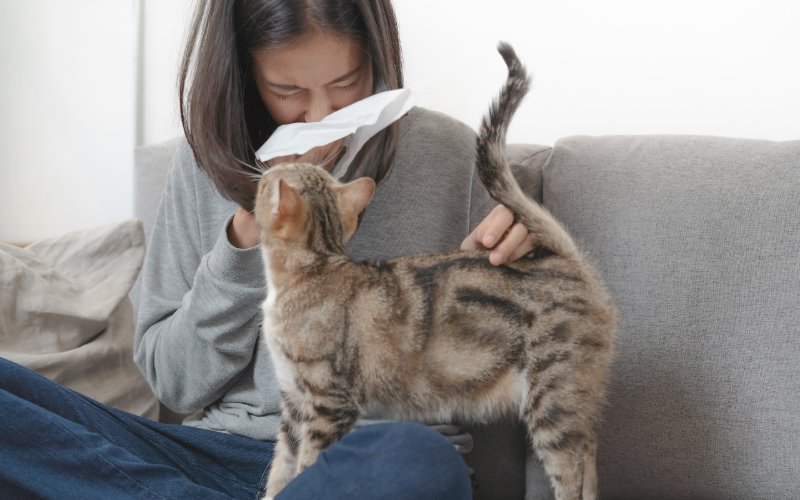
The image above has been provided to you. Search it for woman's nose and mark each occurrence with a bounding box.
[304,96,334,123]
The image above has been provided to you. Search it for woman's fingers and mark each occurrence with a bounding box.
[489,222,530,265]
[461,205,535,265]
[461,205,514,251]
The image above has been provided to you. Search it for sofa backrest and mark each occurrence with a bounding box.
[133,133,800,499]
[133,137,183,242]
[537,135,800,499]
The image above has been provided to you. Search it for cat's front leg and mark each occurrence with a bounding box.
[295,395,359,474]
[263,416,300,499]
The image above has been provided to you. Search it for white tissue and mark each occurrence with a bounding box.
[255,88,414,178]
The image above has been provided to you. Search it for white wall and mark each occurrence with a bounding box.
[139,0,800,147]
[0,0,137,242]
[139,0,800,144]
[2,0,798,241]
[396,0,800,145]
[139,0,194,146]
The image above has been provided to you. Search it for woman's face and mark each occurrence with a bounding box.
[252,30,374,125]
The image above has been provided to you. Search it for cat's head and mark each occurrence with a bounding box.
[254,162,375,252]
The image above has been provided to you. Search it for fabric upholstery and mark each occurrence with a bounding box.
[0,220,158,419]
[507,143,551,202]
[536,135,800,499]
[134,137,184,241]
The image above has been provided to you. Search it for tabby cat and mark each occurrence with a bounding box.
[255,43,617,500]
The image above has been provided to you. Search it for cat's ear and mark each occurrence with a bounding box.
[337,177,375,240]
[339,177,376,216]
[269,178,305,240]
[272,178,301,218]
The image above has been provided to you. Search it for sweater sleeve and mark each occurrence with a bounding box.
[133,145,266,414]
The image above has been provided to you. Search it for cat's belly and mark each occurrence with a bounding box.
[362,367,526,424]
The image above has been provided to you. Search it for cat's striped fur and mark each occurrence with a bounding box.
[256,43,617,500]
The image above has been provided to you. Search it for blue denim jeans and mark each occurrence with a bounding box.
[0,358,471,499]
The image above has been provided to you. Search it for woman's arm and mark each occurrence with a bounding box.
[133,144,266,414]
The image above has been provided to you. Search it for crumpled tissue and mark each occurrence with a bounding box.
[255,88,414,179]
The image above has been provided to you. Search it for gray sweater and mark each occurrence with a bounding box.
[134,107,495,440]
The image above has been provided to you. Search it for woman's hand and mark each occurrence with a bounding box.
[428,424,474,455]
[461,204,536,266]
[227,207,261,249]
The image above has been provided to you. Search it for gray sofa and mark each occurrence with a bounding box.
[134,134,800,499]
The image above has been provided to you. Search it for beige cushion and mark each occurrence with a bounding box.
[0,219,158,418]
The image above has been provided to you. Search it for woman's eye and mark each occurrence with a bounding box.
[337,82,358,92]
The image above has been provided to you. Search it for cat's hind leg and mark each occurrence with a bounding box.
[528,427,597,500]
[581,440,598,500]
[523,374,600,499]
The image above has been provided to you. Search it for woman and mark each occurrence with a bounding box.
[1,0,533,497]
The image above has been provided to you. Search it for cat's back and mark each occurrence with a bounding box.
[348,247,614,336]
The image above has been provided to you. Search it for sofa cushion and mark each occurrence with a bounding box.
[536,135,800,499]
[507,143,551,203]
[134,137,183,241]
[0,220,158,419]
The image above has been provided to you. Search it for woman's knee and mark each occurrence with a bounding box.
[0,357,24,390]
[0,357,64,403]
[345,422,472,499]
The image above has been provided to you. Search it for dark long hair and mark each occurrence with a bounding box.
[180,0,404,210]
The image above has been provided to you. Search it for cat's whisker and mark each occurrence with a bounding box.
[237,156,269,176]
[312,146,346,174]
[244,171,265,182]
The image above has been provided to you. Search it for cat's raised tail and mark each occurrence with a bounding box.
[476,42,579,260]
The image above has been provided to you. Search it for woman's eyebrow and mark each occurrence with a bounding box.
[266,81,301,91]
[265,66,363,91]
[325,66,362,85]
